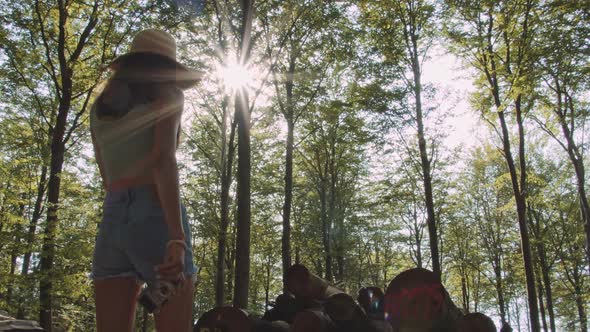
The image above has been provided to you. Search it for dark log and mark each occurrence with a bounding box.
[286,264,343,301]
[324,293,367,322]
[252,319,290,332]
[194,306,252,332]
[384,268,461,331]
[291,310,335,332]
[261,293,305,324]
[325,293,393,332]
[0,311,44,331]
[457,313,497,332]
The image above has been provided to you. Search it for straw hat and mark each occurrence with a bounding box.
[109,29,203,89]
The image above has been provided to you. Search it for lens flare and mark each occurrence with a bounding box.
[217,60,252,92]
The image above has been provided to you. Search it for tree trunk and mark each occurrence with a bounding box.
[553,84,590,269]
[39,127,67,331]
[234,89,251,307]
[409,31,440,278]
[537,277,547,332]
[559,114,590,269]
[320,186,333,282]
[460,273,469,313]
[412,206,423,269]
[37,0,98,328]
[493,258,507,326]
[575,287,587,332]
[22,165,48,276]
[537,235,555,331]
[232,0,254,310]
[7,199,26,309]
[497,106,539,332]
[264,254,271,309]
[514,95,541,332]
[281,52,295,289]
[216,98,236,307]
[573,275,587,332]
[282,118,294,290]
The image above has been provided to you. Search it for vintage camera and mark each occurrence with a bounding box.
[138,279,181,313]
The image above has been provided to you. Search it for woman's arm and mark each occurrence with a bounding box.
[151,91,185,241]
[91,128,108,190]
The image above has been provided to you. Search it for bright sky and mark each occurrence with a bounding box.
[421,46,479,151]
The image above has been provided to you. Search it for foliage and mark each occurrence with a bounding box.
[0,0,588,330]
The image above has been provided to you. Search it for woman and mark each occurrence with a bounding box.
[90,29,202,332]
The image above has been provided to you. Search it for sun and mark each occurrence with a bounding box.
[216,59,253,93]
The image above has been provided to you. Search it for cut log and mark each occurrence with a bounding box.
[291,309,335,332]
[457,312,497,332]
[383,268,461,331]
[252,319,290,332]
[285,264,343,301]
[0,311,44,331]
[324,293,367,322]
[261,293,304,324]
[193,306,252,332]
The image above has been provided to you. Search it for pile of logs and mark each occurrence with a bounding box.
[194,265,497,332]
[0,311,44,331]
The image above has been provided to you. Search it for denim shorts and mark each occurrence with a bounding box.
[91,185,196,283]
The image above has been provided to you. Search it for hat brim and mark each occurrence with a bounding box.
[109,52,204,90]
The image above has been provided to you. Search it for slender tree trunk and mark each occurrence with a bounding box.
[38,0,99,327]
[496,107,539,331]
[460,273,469,313]
[216,98,236,306]
[264,254,271,309]
[39,125,67,331]
[552,84,590,268]
[575,286,587,332]
[559,115,590,268]
[234,89,251,309]
[8,229,20,308]
[514,96,540,332]
[0,183,11,255]
[22,165,48,275]
[537,277,547,332]
[412,207,423,268]
[233,0,254,310]
[282,118,294,289]
[7,199,26,308]
[281,52,295,289]
[320,186,332,282]
[493,259,507,325]
[226,238,235,300]
[572,269,588,332]
[474,270,481,313]
[409,32,440,278]
[537,236,555,331]
[477,7,539,330]
[214,0,230,305]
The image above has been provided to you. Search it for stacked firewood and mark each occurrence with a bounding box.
[193,264,497,332]
[0,310,44,331]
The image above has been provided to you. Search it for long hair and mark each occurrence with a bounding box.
[95,53,180,119]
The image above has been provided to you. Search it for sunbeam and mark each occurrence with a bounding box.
[216,59,254,93]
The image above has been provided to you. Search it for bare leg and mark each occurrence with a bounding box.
[95,277,141,332]
[154,279,195,332]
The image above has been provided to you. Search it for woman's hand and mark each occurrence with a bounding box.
[155,240,186,283]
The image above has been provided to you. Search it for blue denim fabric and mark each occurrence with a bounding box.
[91,185,196,283]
